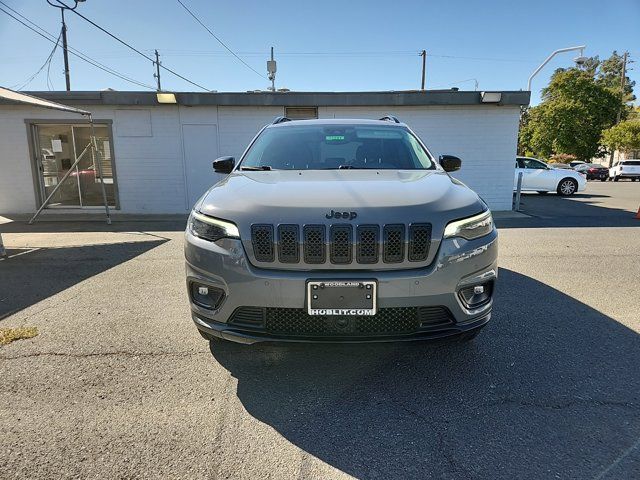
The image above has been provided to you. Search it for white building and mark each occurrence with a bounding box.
[0,90,529,214]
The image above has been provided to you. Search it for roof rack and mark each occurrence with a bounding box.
[379,115,400,123]
[272,116,292,124]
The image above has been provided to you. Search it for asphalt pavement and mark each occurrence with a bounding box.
[1,181,639,479]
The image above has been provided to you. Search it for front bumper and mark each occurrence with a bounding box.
[184,229,498,344]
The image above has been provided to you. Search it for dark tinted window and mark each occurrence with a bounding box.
[622,161,640,166]
[240,125,434,170]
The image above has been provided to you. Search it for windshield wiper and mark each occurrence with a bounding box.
[240,165,272,171]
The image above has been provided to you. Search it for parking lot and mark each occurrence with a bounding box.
[1,182,639,479]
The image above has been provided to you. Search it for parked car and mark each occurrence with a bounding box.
[569,160,586,168]
[514,157,586,195]
[574,163,608,181]
[609,160,640,181]
[549,163,573,170]
[185,116,497,344]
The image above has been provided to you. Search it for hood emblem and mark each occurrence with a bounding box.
[326,210,357,220]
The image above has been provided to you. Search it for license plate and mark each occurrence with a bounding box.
[307,281,376,316]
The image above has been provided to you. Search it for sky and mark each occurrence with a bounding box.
[0,0,638,105]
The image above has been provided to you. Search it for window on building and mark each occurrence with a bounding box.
[31,123,117,208]
[285,107,318,120]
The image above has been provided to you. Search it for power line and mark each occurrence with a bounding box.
[51,0,210,90]
[175,0,267,80]
[0,4,156,90]
[10,29,62,90]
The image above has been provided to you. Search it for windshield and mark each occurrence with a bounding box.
[239,124,435,170]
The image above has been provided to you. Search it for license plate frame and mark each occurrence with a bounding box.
[306,280,377,316]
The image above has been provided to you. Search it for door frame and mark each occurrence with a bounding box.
[25,119,120,210]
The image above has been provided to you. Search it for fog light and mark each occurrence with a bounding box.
[458,281,493,308]
[191,282,225,310]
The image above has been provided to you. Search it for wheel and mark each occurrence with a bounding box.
[632,178,638,182]
[614,176,619,182]
[600,177,607,182]
[537,191,549,195]
[557,178,578,196]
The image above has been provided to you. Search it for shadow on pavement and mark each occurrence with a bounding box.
[500,191,640,229]
[0,215,188,234]
[0,240,166,318]
[209,268,640,479]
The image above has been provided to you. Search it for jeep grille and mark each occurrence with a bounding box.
[250,223,432,266]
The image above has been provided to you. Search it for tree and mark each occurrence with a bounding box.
[601,120,640,154]
[519,68,620,160]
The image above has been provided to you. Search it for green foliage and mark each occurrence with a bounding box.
[601,120,640,153]
[519,52,634,161]
[548,153,577,164]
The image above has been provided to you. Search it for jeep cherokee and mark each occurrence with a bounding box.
[184,116,497,344]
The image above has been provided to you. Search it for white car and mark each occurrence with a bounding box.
[514,157,586,196]
[609,160,640,181]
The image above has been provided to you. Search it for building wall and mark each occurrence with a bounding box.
[320,106,520,210]
[0,103,518,214]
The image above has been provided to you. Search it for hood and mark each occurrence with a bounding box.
[196,169,486,270]
[198,170,484,227]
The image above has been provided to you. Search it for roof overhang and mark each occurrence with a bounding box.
[0,90,530,108]
[0,86,91,115]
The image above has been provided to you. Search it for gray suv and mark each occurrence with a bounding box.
[184,116,497,344]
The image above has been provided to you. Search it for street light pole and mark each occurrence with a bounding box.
[47,0,85,92]
[527,45,586,92]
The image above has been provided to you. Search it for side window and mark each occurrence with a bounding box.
[523,159,547,170]
[516,158,525,168]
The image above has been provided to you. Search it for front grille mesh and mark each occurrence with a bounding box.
[259,306,453,337]
[251,225,274,262]
[330,225,353,264]
[408,224,432,262]
[357,225,379,264]
[383,225,405,263]
[251,222,431,265]
[303,225,326,263]
[278,224,299,263]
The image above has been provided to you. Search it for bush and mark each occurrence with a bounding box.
[548,153,578,164]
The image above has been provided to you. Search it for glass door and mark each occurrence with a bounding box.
[34,123,116,208]
[36,124,80,207]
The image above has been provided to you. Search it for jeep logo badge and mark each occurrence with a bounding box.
[325,209,357,220]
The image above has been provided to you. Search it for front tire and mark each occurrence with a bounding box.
[557,178,578,196]
[613,176,620,182]
[600,177,607,182]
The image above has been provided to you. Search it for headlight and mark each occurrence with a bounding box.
[443,210,493,240]
[188,211,240,242]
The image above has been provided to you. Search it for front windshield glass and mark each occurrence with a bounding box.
[239,124,435,170]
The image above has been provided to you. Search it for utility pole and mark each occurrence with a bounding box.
[153,49,162,91]
[61,9,71,91]
[609,51,628,167]
[616,52,628,124]
[267,47,277,92]
[420,50,426,90]
[47,0,85,91]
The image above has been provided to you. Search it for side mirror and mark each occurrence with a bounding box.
[213,156,235,174]
[439,154,462,173]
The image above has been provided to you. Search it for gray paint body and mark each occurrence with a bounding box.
[184,119,498,343]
